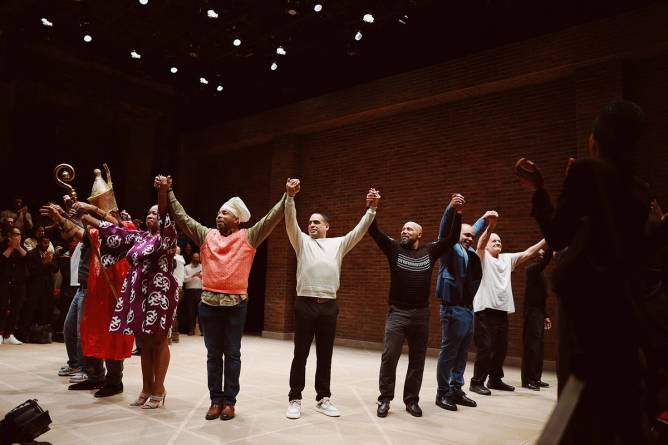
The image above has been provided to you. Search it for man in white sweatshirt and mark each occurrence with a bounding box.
[284,178,380,419]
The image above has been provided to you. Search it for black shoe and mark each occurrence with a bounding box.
[536,380,550,388]
[435,396,457,411]
[405,402,422,417]
[469,384,491,396]
[453,394,477,407]
[487,380,515,391]
[377,400,390,418]
[69,380,105,390]
[94,383,124,398]
[522,382,540,391]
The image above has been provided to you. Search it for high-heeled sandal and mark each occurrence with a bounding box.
[129,392,149,407]
[141,392,166,409]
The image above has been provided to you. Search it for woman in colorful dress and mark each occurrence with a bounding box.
[98,176,177,408]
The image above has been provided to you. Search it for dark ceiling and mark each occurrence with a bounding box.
[0,0,660,127]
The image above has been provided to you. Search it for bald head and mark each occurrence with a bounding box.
[400,221,422,249]
[460,223,474,249]
[486,233,502,257]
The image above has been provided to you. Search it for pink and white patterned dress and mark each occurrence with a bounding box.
[98,216,178,336]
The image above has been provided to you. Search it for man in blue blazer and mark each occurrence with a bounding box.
[435,194,496,411]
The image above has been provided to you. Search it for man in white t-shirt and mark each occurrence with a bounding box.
[469,214,546,395]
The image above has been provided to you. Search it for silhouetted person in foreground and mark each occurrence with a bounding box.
[516,99,651,443]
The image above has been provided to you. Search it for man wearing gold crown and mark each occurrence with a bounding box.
[41,165,134,398]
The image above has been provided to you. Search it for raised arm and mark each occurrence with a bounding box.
[368,218,394,256]
[167,188,209,247]
[514,238,548,269]
[476,217,497,259]
[154,175,178,248]
[284,178,303,253]
[40,204,84,242]
[473,211,498,238]
[432,196,464,258]
[247,191,287,248]
[340,188,380,255]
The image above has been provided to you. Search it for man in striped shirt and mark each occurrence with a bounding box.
[370,195,463,418]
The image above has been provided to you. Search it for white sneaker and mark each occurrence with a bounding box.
[4,335,22,345]
[286,400,301,419]
[69,372,88,383]
[58,366,81,377]
[315,397,340,417]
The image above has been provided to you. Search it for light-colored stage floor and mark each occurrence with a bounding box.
[0,335,556,444]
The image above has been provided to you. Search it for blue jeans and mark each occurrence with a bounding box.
[199,300,247,406]
[436,305,474,397]
[63,286,85,369]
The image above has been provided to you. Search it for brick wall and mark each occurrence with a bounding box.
[178,3,668,360]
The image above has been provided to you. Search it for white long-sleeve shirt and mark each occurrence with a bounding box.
[285,196,376,299]
[184,263,203,289]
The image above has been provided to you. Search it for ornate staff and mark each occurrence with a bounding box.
[52,162,120,301]
[53,163,78,202]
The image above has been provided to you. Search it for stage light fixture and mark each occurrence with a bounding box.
[363,13,374,23]
[170,66,178,74]
[41,18,53,27]
[276,46,287,56]
[138,0,149,5]
[216,85,224,92]
[270,61,278,71]
[83,34,92,43]
[314,4,323,12]
[207,9,219,19]
[130,50,141,59]
[354,30,363,41]
[200,77,208,85]
[233,38,241,47]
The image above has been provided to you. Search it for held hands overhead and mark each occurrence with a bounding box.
[286,178,381,209]
[154,175,173,193]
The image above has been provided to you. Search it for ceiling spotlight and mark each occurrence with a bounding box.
[200,77,208,85]
[363,13,375,23]
[233,38,241,47]
[170,66,178,74]
[270,61,278,71]
[276,46,287,56]
[207,9,219,19]
[314,4,323,12]
[138,0,149,5]
[130,50,141,59]
[83,34,92,43]
[216,85,224,92]
[354,30,363,41]
[398,14,408,25]
[40,18,53,27]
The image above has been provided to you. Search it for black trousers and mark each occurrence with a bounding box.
[0,282,26,336]
[288,296,338,401]
[183,288,202,334]
[521,306,545,385]
[471,308,508,385]
[378,305,430,404]
[86,357,124,385]
[19,282,54,338]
